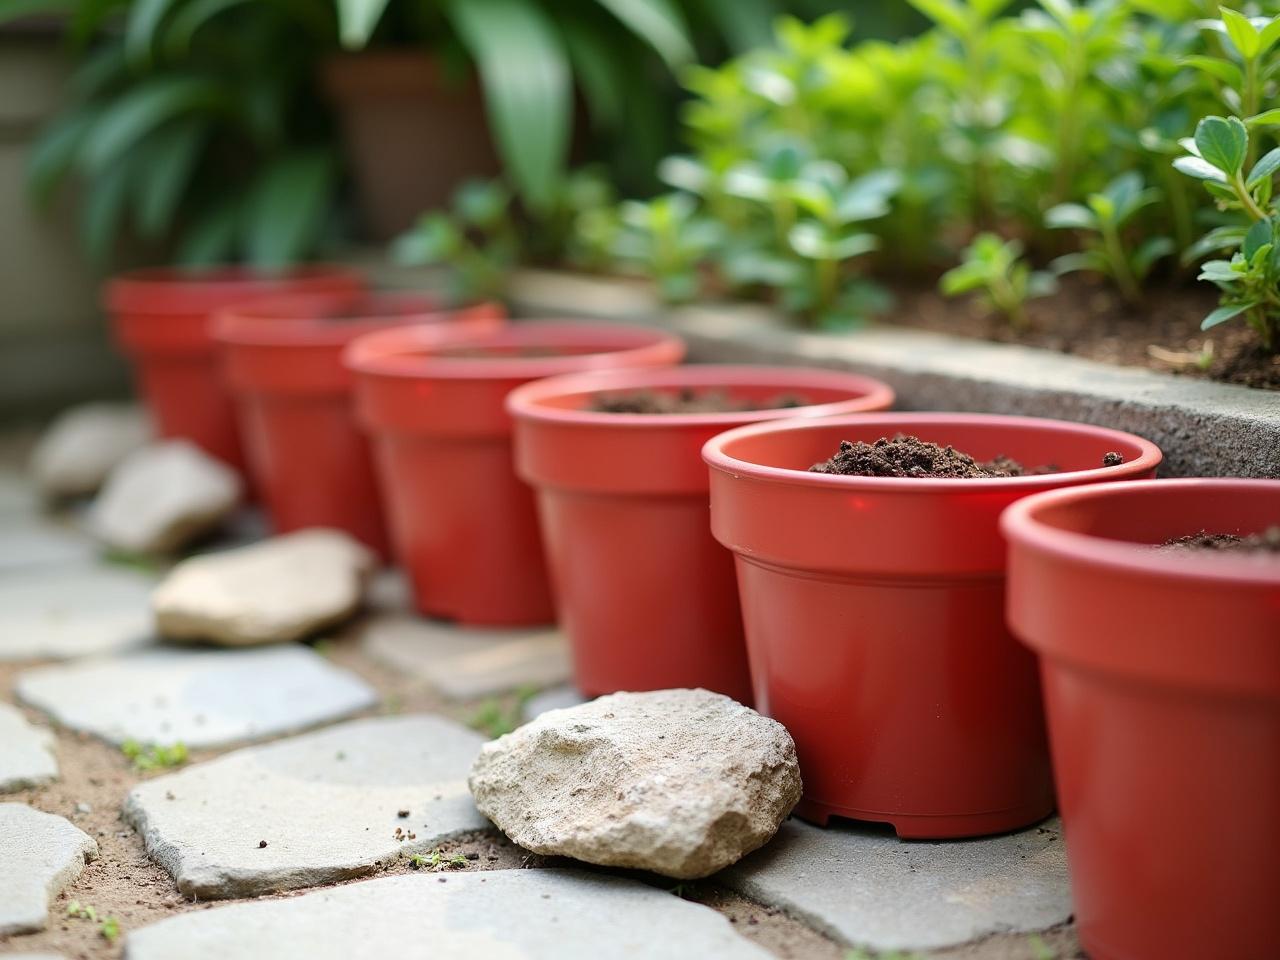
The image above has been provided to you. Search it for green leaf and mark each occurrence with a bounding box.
[1194,115,1248,176]
[1050,251,1108,275]
[335,0,390,48]
[1246,108,1280,127]
[1259,16,1280,54]
[1132,236,1174,278]
[445,0,571,211]
[81,159,132,263]
[1179,55,1243,89]
[1173,155,1227,182]
[242,151,335,267]
[939,262,989,295]
[82,77,224,173]
[1201,302,1254,329]
[136,121,207,238]
[1220,6,1260,58]
[1181,225,1248,264]
[1044,203,1097,230]
[559,15,623,131]
[1198,259,1243,282]
[26,110,93,205]
[1242,218,1272,258]
[906,0,971,36]
[178,201,240,265]
[695,0,776,52]
[1247,147,1280,187]
[164,0,253,56]
[125,0,176,64]
[593,0,693,69]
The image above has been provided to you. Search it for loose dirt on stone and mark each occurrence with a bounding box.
[809,434,1124,479]
[1159,526,1280,555]
[587,388,809,415]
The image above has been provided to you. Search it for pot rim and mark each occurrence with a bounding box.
[506,364,895,428]
[1001,477,1280,587]
[342,320,685,381]
[212,293,483,348]
[105,264,361,314]
[701,412,1163,492]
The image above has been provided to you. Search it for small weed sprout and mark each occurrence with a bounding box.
[408,850,469,870]
[67,901,120,943]
[121,739,189,772]
[940,233,1056,329]
[467,685,539,740]
[844,948,926,960]
[1027,933,1057,960]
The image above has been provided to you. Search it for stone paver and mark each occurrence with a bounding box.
[0,803,98,936]
[0,565,156,661]
[124,868,772,959]
[0,703,58,792]
[0,519,99,572]
[360,615,571,699]
[720,817,1072,952]
[29,402,150,498]
[153,530,374,646]
[16,645,376,749]
[522,684,587,721]
[0,469,39,516]
[124,715,488,898]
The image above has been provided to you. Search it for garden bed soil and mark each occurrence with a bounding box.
[587,389,808,414]
[1160,527,1280,554]
[893,275,1280,392]
[808,434,1124,479]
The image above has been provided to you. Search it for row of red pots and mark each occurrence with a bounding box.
[103,266,1277,960]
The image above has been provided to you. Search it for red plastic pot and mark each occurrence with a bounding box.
[508,365,895,703]
[1002,478,1280,960]
[345,321,686,626]
[214,292,504,558]
[703,413,1162,838]
[105,265,363,475]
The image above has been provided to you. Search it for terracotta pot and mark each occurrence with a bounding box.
[702,413,1162,838]
[104,265,363,476]
[213,292,505,558]
[344,321,686,626]
[323,53,501,241]
[1002,478,1280,960]
[508,365,895,702]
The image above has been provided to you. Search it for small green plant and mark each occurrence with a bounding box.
[940,232,1057,328]
[1174,114,1280,348]
[1046,172,1173,304]
[393,179,518,303]
[66,901,121,943]
[467,685,539,740]
[1027,932,1057,960]
[407,849,469,870]
[121,739,189,772]
[844,947,926,960]
[611,193,722,303]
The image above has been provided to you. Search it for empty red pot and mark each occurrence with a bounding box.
[508,365,895,703]
[106,266,363,475]
[214,292,504,558]
[703,413,1162,838]
[1002,478,1280,960]
[345,321,686,626]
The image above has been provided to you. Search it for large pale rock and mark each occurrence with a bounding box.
[30,403,150,498]
[0,565,155,661]
[469,688,801,879]
[721,818,1073,952]
[0,703,58,792]
[88,441,240,554]
[124,869,773,960]
[124,715,487,898]
[0,803,98,935]
[153,529,374,645]
[16,645,376,748]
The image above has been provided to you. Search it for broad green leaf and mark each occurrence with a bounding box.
[446,0,571,211]
[1050,251,1108,275]
[82,77,224,172]
[335,0,390,48]
[939,262,989,295]
[242,151,335,266]
[1180,55,1243,89]
[905,0,970,37]
[1220,7,1260,58]
[137,121,207,238]
[1044,203,1097,229]
[593,0,693,69]
[695,0,776,53]
[1194,116,1248,176]
[559,15,624,130]
[1198,259,1243,282]
[1247,147,1280,186]
[125,0,176,64]
[1259,16,1280,54]
[26,110,93,205]
[1201,302,1254,328]
[1242,218,1272,258]
[1181,225,1248,264]
[164,0,253,56]
[1246,108,1280,127]
[81,158,132,263]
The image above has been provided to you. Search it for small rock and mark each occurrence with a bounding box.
[75,802,92,815]
[469,688,801,879]
[0,803,98,935]
[88,441,240,554]
[0,703,57,792]
[30,403,150,498]
[153,529,374,646]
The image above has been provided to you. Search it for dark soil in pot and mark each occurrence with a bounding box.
[894,274,1280,391]
[808,434,1126,478]
[587,388,810,414]
[1160,527,1280,554]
